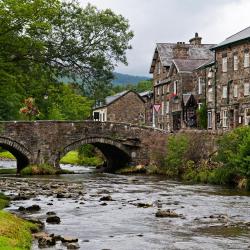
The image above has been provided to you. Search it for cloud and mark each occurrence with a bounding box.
[78,0,250,76]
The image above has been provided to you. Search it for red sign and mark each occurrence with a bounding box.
[153,104,161,113]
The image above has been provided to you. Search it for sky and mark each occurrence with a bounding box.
[79,0,250,76]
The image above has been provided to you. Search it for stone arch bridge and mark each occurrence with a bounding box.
[0,121,167,173]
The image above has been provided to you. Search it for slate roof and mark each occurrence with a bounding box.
[149,43,215,73]
[212,26,250,50]
[172,59,209,73]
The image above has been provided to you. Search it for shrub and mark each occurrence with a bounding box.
[164,134,189,176]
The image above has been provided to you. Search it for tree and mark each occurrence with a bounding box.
[0,0,133,120]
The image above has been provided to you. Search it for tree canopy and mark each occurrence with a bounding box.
[0,0,133,120]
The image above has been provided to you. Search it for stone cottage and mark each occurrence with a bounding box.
[149,33,214,131]
[92,90,145,124]
[211,26,250,130]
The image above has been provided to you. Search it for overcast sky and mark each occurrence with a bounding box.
[79,0,250,76]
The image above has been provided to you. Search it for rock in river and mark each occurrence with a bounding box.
[155,209,181,218]
[46,215,61,224]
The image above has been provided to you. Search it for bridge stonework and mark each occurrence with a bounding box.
[0,121,167,172]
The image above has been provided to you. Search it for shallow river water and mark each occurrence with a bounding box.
[0,160,250,250]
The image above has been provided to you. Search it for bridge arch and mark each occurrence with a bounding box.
[61,137,132,172]
[0,137,31,173]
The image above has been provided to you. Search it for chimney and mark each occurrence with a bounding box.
[189,32,202,45]
[173,42,189,59]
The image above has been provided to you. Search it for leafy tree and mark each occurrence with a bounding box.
[0,0,133,120]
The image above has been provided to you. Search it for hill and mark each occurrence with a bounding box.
[112,72,150,85]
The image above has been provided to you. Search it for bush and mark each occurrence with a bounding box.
[164,134,189,177]
[216,126,250,179]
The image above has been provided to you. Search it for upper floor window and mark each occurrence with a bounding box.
[161,101,164,115]
[244,52,250,68]
[162,85,165,95]
[166,84,170,93]
[157,87,160,95]
[173,81,178,95]
[198,77,204,95]
[222,110,228,128]
[222,86,227,99]
[244,83,250,96]
[233,84,238,98]
[208,87,213,102]
[166,101,169,114]
[233,55,238,71]
[222,57,227,73]
[158,62,161,74]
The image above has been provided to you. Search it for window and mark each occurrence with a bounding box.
[166,84,170,93]
[222,86,227,98]
[198,77,204,95]
[244,108,250,125]
[233,84,238,98]
[222,57,227,72]
[233,55,238,71]
[166,101,169,114]
[157,87,160,95]
[208,87,213,102]
[174,81,178,95]
[244,83,250,96]
[162,85,165,94]
[207,111,212,129]
[158,62,161,74]
[161,101,164,115]
[244,52,250,68]
[222,110,228,128]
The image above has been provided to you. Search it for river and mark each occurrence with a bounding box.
[0,160,250,250]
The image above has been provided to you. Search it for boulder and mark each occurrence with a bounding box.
[99,195,113,201]
[67,243,80,249]
[155,209,181,218]
[38,236,56,248]
[46,215,61,224]
[26,204,41,212]
[61,236,78,243]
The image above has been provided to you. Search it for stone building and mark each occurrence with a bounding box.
[149,33,214,131]
[92,90,145,124]
[211,26,250,130]
[139,90,153,126]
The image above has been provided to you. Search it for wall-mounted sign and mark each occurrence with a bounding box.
[153,104,161,113]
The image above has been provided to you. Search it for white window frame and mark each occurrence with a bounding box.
[166,101,169,114]
[222,110,228,128]
[207,111,212,129]
[198,77,203,95]
[166,84,170,93]
[244,52,250,68]
[222,57,227,73]
[244,108,250,125]
[233,84,238,98]
[233,55,238,71]
[173,81,178,95]
[157,87,160,95]
[222,86,227,99]
[244,83,250,96]
[208,87,213,102]
[161,101,164,115]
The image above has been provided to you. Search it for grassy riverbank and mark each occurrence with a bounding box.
[60,150,103,166]
[0,193,38,250]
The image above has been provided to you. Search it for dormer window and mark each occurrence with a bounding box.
[158,62,161,74]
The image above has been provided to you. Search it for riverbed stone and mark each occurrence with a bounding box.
[67,242,80,249]
[155,209,181,218]
[100,195,113,201]
[26,204,41,212]
[61,236,78,243]
[46,215,61,224]
[38,236,56,248]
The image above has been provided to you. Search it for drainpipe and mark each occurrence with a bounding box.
[214,53,218,130]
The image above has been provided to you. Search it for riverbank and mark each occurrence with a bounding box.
[0,193,38,250]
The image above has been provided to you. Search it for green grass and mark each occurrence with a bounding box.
[0,151,15,160]
[60,150,103,166]
[0,193,10,210]
[0,168,17,175]
[0,210,38,250]
[20,164,74,175]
